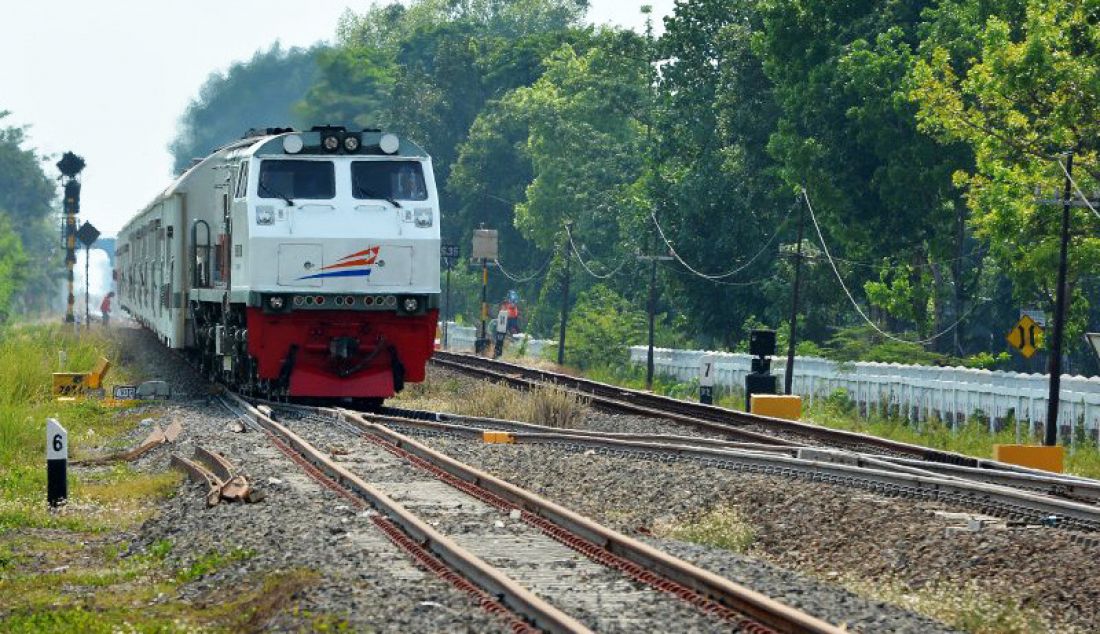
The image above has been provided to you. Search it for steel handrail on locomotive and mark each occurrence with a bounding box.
[115,126,441,405]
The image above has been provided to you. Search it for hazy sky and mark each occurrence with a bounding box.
[0,0,673,236]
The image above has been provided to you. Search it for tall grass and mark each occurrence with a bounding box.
[0,324,137,530]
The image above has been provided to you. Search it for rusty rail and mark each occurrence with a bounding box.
[337,408,846,634]
[221,393,592,634]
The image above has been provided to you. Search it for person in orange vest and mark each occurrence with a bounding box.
[503,290,520,334]
[100,292,115,327]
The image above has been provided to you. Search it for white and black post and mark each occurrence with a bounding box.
[47,418,68,507]
[699,354,716,405]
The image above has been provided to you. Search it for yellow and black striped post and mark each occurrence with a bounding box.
[56,152,85,324]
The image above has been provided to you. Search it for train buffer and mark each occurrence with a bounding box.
[52,356,111,399]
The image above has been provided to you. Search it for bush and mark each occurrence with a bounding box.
[552,284,645,370]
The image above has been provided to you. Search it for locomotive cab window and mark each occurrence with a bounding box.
[258,160,334,200]
[352,161,427,201]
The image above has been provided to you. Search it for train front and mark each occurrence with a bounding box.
[241,127,440,402]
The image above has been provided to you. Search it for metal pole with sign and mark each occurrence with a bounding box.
[471,229,498,355]
[57,152,85,325]
[1030,155,1100,446]
[47,418,68,507]
[441,243,459,349]
[76,222,100,329]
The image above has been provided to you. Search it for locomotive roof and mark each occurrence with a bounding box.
[123,129,429,232]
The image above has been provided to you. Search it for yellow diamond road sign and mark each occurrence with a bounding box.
[1007,315,1043,359]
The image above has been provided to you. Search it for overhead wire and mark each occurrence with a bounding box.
[493,256,551,283]
[801,188,986,345]
[649,204,794,280]
[565,223,632,279]
[657,260,780,287]
[1056,156,1100,223]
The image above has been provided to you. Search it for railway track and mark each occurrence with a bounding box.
[430,350,1081,478]
[218,393,845,633]
[320,404,1100,533]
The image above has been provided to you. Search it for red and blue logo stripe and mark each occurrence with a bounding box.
[298,246,379,280]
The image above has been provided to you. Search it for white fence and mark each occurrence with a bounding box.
[436,322,1100,441]
[629,347,1100,440]
[439,322,555,359]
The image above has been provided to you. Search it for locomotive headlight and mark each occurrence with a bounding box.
[269,296,285,309]
[322,134,340,152]
[379,133,400,154]
[414,208,433,228]
[282,134,304,154]
[402,297,420,313]
[343,134,361,152]
[256,207,274,225]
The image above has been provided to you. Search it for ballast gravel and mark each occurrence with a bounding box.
[418,363,1100,631]
[276,411,744,632]
[101,327,514,632]
[422,436,1100,633]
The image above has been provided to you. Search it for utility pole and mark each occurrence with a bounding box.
[479,258,489,354]
[557,221,573,366]
[1045,153,1074,446]
[784,199,806,395]
[444,266,452,348]
[471,228,497,355]
[56,152,85,325]
[1033,156,1100,446]
[84,243,90,328]
[638,247,673,389]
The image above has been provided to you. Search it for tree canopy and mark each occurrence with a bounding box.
[166,0,1100,372]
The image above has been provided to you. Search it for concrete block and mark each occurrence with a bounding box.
[993,444,1064,473]
[750,394,802,421]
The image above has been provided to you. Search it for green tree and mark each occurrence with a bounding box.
[0,213,27,321]
[0,112,57,313]
[910,0,1100,358]
[653,0,791,348]
[170,44,323,172]
[558,284,645,369]
[754,0,978,346]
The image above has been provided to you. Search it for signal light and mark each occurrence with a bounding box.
[343,134,361,152]
[322,135,340,152]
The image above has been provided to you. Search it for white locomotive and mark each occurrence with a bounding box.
[116,126,440,403]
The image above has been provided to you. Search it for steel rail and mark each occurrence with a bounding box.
[220,393,592,634]
[338,408,1100,532]
[378,405,1100,506]
[335,409,851,634]
[431,351,1076,475]
[371,405,802,455]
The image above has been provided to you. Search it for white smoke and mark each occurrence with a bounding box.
[70,248,113,321]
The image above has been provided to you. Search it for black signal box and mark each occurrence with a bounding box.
[745,373,778,411]
[749,329,777,357]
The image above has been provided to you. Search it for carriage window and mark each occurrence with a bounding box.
[258,160,334,200]
[351,161,427,201]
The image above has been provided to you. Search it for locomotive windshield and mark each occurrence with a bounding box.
[352,161,428,201]
[258,160,335,200]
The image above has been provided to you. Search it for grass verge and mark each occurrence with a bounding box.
[654,505,755,553]
[395,376,589,428]
[840,576,1079,634]
[0,323,326,631]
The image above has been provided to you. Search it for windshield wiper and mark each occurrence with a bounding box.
[354,184,402,208]
[259,180,294,206]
